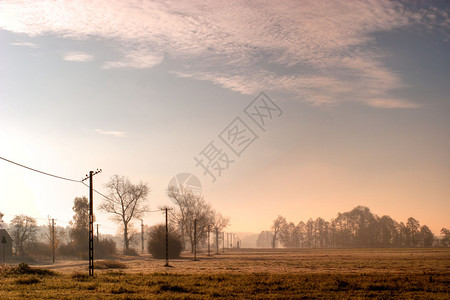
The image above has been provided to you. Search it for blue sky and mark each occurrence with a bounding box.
[0,0,449,235]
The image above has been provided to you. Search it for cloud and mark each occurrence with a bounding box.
[0,0,447,108]
[10,41,39,48]
[63,52,94,62]
[103,49,163,69]
[95,129,126,137]
[365,99,421,109]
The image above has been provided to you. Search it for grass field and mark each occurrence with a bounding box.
[1,248,449,299]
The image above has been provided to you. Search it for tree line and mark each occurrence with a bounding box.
[257,206,449,248]
[4,174,231,260]
[6,197,117,259]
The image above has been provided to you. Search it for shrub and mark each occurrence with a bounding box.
[95,238,117,259]
[95,260,126,270]
[6,263,55,276]
[124,248,139,256]
[24,242,52,258]
[147,224,182,259]
[57,238,117,259]
[58,242,77,258]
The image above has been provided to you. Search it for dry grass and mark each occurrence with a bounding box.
[1,248,448,298]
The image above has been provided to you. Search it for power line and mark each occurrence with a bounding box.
[80,182,166,214]
[0,155,81,183]
[81,181,113,201]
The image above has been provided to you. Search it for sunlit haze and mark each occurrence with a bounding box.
[1,0,449,236]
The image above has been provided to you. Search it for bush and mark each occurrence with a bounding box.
[5,263,55,276]
[24,242,52,258]
[124,248,139,256]
[95,238,117,259]
[147,224,182,259]
[95,260,126,270]
[57,238,117,259]
[58,242,78,258]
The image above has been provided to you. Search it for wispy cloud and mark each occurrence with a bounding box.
[10,41,39,48]
[0,0,447,108]
[366,99,421,109]
[63,52,94,62]
[95,129,126,138]
[103,49,163,69]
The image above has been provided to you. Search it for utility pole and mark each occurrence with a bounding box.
[163,207,172,267]
[231,233,234,249]
[51,218,55,264]
[96,224,100,243]
[226,233,229,249]
[222,232,225,253]
[141,220,144,254]
[193,218,198,261]
[207,225,211,256]
[82,169,102,277]
[215,228,219,254]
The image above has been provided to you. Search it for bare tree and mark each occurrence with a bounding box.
[10,215,37,256]
[99,175,150,252]
[168,186,214,252]
[211,213,230,254]
[271,216,286,249]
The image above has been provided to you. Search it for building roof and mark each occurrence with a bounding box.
[0,229,12,243]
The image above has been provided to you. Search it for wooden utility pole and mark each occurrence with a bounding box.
[193,218,197,261]
[51,218,55,264]
[82,169,102,277]
[164,207,171,267]
[207,225,211,256]
[141,219,144,254]
[96,224,100,243]
[216,228,219,254]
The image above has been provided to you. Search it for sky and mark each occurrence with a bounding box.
[0,0,449,236]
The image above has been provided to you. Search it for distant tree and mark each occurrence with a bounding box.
[256,231,273,248]
[314,217,330,248]
[168,186,214,252]
[344,206,378,247]
[378,215,399,247]
[279,221,299,248]
[419,225,434,247]
[69,196,92,254]
[271,216,286,248]
[211,213,230,254]
[440,228,450,247]
[40,217,66,257]
[261,206,437,249]
[305,218,315,248]
[10,215,37,256]
[406,217,420,247]
[398,222,408,247]
[297,221,306,248]
[99,175,150,252]
[147,223,182,259]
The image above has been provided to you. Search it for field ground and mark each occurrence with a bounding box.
[1,248,449,298]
